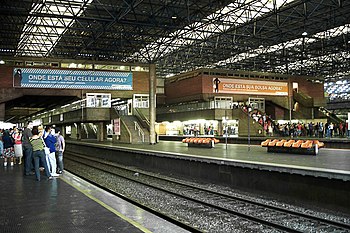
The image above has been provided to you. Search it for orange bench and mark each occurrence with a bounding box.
[262,138,323,155]
[182,137,219,148]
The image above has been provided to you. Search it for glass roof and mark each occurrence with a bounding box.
[132,0,295,61]
[16,0,92,56]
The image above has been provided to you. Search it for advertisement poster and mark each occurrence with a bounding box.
[213,78,288,96]
[13,68,133,90]
[113,118,121,135]
[86,93,111,108]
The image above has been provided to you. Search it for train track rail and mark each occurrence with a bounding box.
[65,152,350,233]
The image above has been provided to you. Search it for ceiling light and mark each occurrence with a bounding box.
[171,16,177,19]
[0,60,5,64]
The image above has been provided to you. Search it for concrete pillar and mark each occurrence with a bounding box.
[97,122,104,142]
[218,120,223,136]
[62,125,66,138]
[77,123,82,140]
[149,64,157,144]
[288,80,293,123]
[0,103,4,121]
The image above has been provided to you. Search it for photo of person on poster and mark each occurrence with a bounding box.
[13,68,22,87]
[213,77,221,93]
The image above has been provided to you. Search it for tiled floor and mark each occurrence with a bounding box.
[0,164,189,233]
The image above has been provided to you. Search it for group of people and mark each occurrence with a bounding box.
[273,121,349,138]
[1,121,65,181]
[248,109,349,138]
[0,127,24,166]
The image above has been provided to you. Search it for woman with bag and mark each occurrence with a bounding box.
[12,128,23,165]
[30,126,53,181]
[2,130,15,166]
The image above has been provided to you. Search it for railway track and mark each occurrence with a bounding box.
[65,152,350,233]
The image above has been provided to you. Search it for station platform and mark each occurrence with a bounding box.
[90,139,350,181]
[65,139,350,214]
[0,164,189,233]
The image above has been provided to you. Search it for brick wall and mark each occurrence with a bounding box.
[165,75,203,104]
[0,66,14,88]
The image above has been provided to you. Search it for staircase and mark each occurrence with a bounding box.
[120,115,150,144]
[232,108,265,136]
[318,107,343,124]
[293,90,314,107]
[134,108,150,129]
[82,123,97,139]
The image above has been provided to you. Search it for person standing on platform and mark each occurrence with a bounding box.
[43,125,59,177]
[318,122,324,138]
[30,127,52,181]
[2,130,15,166]
[55,128,65,174]
[22,121,34,175]
[12,128,23,164]
[0,134,4,159]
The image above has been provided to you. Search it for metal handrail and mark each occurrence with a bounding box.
[134,108,150,128]
[134,121,145,142]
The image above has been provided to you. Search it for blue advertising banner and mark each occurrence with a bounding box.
[13,68,133,90]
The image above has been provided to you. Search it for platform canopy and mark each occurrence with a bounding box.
[0,0,349,81]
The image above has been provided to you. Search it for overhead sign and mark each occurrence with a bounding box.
[13,68,133,90]
[213,78,288,96]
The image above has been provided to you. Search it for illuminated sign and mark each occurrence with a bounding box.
[213,78,288,96]
[13,68,132,90]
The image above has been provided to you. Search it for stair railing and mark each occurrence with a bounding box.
[134,121,145,142]
[134,108,150,128]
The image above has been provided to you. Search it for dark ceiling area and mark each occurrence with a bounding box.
[1,0,349,78]
[0,0,350,121]
[4,95,80,122]
[5,95,79,110]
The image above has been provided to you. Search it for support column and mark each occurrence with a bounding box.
[218,120,223,136]
[149,64,157,144]
[97,122,104,142]
[288,80,293,124]
[76,123,82,140]
[0,103,5,121]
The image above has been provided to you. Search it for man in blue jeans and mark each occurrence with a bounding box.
[55,128,65,174]
[22,121,34,176]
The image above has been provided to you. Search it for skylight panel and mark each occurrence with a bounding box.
[132,0,295,61]
[274,51,350,73]
[16,0,92,57]
[313,24,350,39]
[215,23,349,70]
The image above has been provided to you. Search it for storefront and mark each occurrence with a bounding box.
[156,119,239,137]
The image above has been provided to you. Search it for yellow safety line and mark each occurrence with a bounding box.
[61,176,152,233]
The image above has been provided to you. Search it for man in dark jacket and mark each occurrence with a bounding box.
[22,121,34,175]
